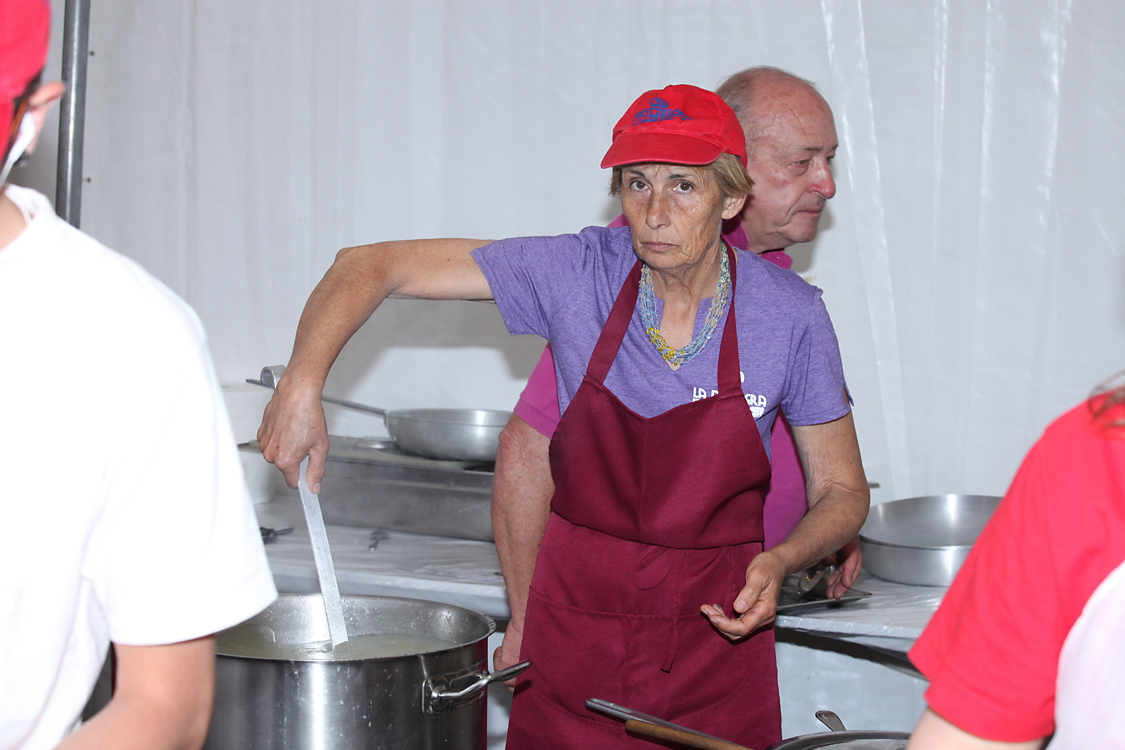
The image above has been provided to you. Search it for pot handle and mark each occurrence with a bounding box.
[815,710,847,732]
[423,661,531,714]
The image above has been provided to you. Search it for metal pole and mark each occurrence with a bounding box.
[56,0,91,228]
[60,6,110,712]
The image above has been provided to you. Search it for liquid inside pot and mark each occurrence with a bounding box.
[219,628,458,661]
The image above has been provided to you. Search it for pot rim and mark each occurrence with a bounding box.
[215,593,496,663]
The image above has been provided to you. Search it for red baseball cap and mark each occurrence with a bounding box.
[600,84,747,169]
[1,0,51,137]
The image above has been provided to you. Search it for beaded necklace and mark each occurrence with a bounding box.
[639,244,731,371]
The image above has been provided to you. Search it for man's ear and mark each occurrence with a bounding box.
[25,80,66,154]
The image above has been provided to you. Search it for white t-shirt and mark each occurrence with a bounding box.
[0,186,278,750]
[1051,558,1125,749]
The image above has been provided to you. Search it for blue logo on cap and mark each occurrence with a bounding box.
[632,97,692,126]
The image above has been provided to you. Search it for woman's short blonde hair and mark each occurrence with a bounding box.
[608,152,753,199]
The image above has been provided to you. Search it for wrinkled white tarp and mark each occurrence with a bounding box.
[17,0,1125,502]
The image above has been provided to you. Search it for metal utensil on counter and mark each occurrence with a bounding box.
[859,494,1001,586]
[815,710,847,732]
[368,530,389,551]
[797,564,831,598]
[259,526,293,544]
[587,698,753,750]
[252,365,510,462]
[776,564,871,614]
[298,457,348,648]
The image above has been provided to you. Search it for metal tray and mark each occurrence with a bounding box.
[776,585,871,614]
[859,494,1001,586]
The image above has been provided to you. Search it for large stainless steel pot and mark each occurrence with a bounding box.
[256,365,509,462]
[203,594,528,750]
[859,494,1001,586]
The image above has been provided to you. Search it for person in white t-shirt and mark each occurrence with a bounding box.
[0,2,278,749]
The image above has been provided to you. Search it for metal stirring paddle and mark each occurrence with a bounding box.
[298,457,349,648]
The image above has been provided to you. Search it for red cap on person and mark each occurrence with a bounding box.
[600,84,747,169]
[1,0,51,139]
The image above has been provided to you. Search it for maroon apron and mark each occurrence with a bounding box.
[505,247,783,750]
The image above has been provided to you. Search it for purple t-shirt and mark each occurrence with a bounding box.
[471,226,850,451]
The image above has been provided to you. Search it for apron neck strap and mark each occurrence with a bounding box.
[585,259,643,383]
[716,244,742,394]
[585,244,742,390]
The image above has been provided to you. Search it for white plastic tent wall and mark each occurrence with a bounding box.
[19,0,1125,505]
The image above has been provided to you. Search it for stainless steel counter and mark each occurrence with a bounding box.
[255,496,510,619]
[777,574,943,653]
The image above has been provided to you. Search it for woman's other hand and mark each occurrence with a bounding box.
[700,549,789,639]
[256,372,330,493]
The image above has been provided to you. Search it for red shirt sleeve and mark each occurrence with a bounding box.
[909,400,1125,741]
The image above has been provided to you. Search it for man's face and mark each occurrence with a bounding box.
[740,87,838,253]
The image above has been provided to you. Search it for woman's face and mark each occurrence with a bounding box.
[620,163,745,275]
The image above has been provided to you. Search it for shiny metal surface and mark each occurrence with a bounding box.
[815,710,847,732]
[859,494,1001,586]
[255,366,508,461]
[385,408,509,462]
[56,0,90,227]
[764,732,908,750]
[297,459,348,648]
[203,594,496,750]
[244,438,497,541]
[425,661,530,714]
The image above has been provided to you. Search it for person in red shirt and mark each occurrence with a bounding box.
[907,380,1125,749]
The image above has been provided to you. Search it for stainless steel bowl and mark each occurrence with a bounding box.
[859,494,1001,586]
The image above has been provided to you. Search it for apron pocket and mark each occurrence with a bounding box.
[519,588,632,719]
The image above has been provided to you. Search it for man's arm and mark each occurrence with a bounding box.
[257,238,492,491]
[701,412,869,638]
[907,708,1044,750]
[822,536,862,598]
[490,414,554,684]
[56,638,216,750]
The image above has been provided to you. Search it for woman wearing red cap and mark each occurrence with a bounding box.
[260,84,868,748]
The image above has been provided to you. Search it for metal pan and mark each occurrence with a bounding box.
[765,729,909,749]
[587,699,751,750]
[588,700,910,750]
[254,365,510,462]
[859,494,1001,586]
[764,710,909,749]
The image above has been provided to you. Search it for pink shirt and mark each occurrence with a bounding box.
[512,217,807,549]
